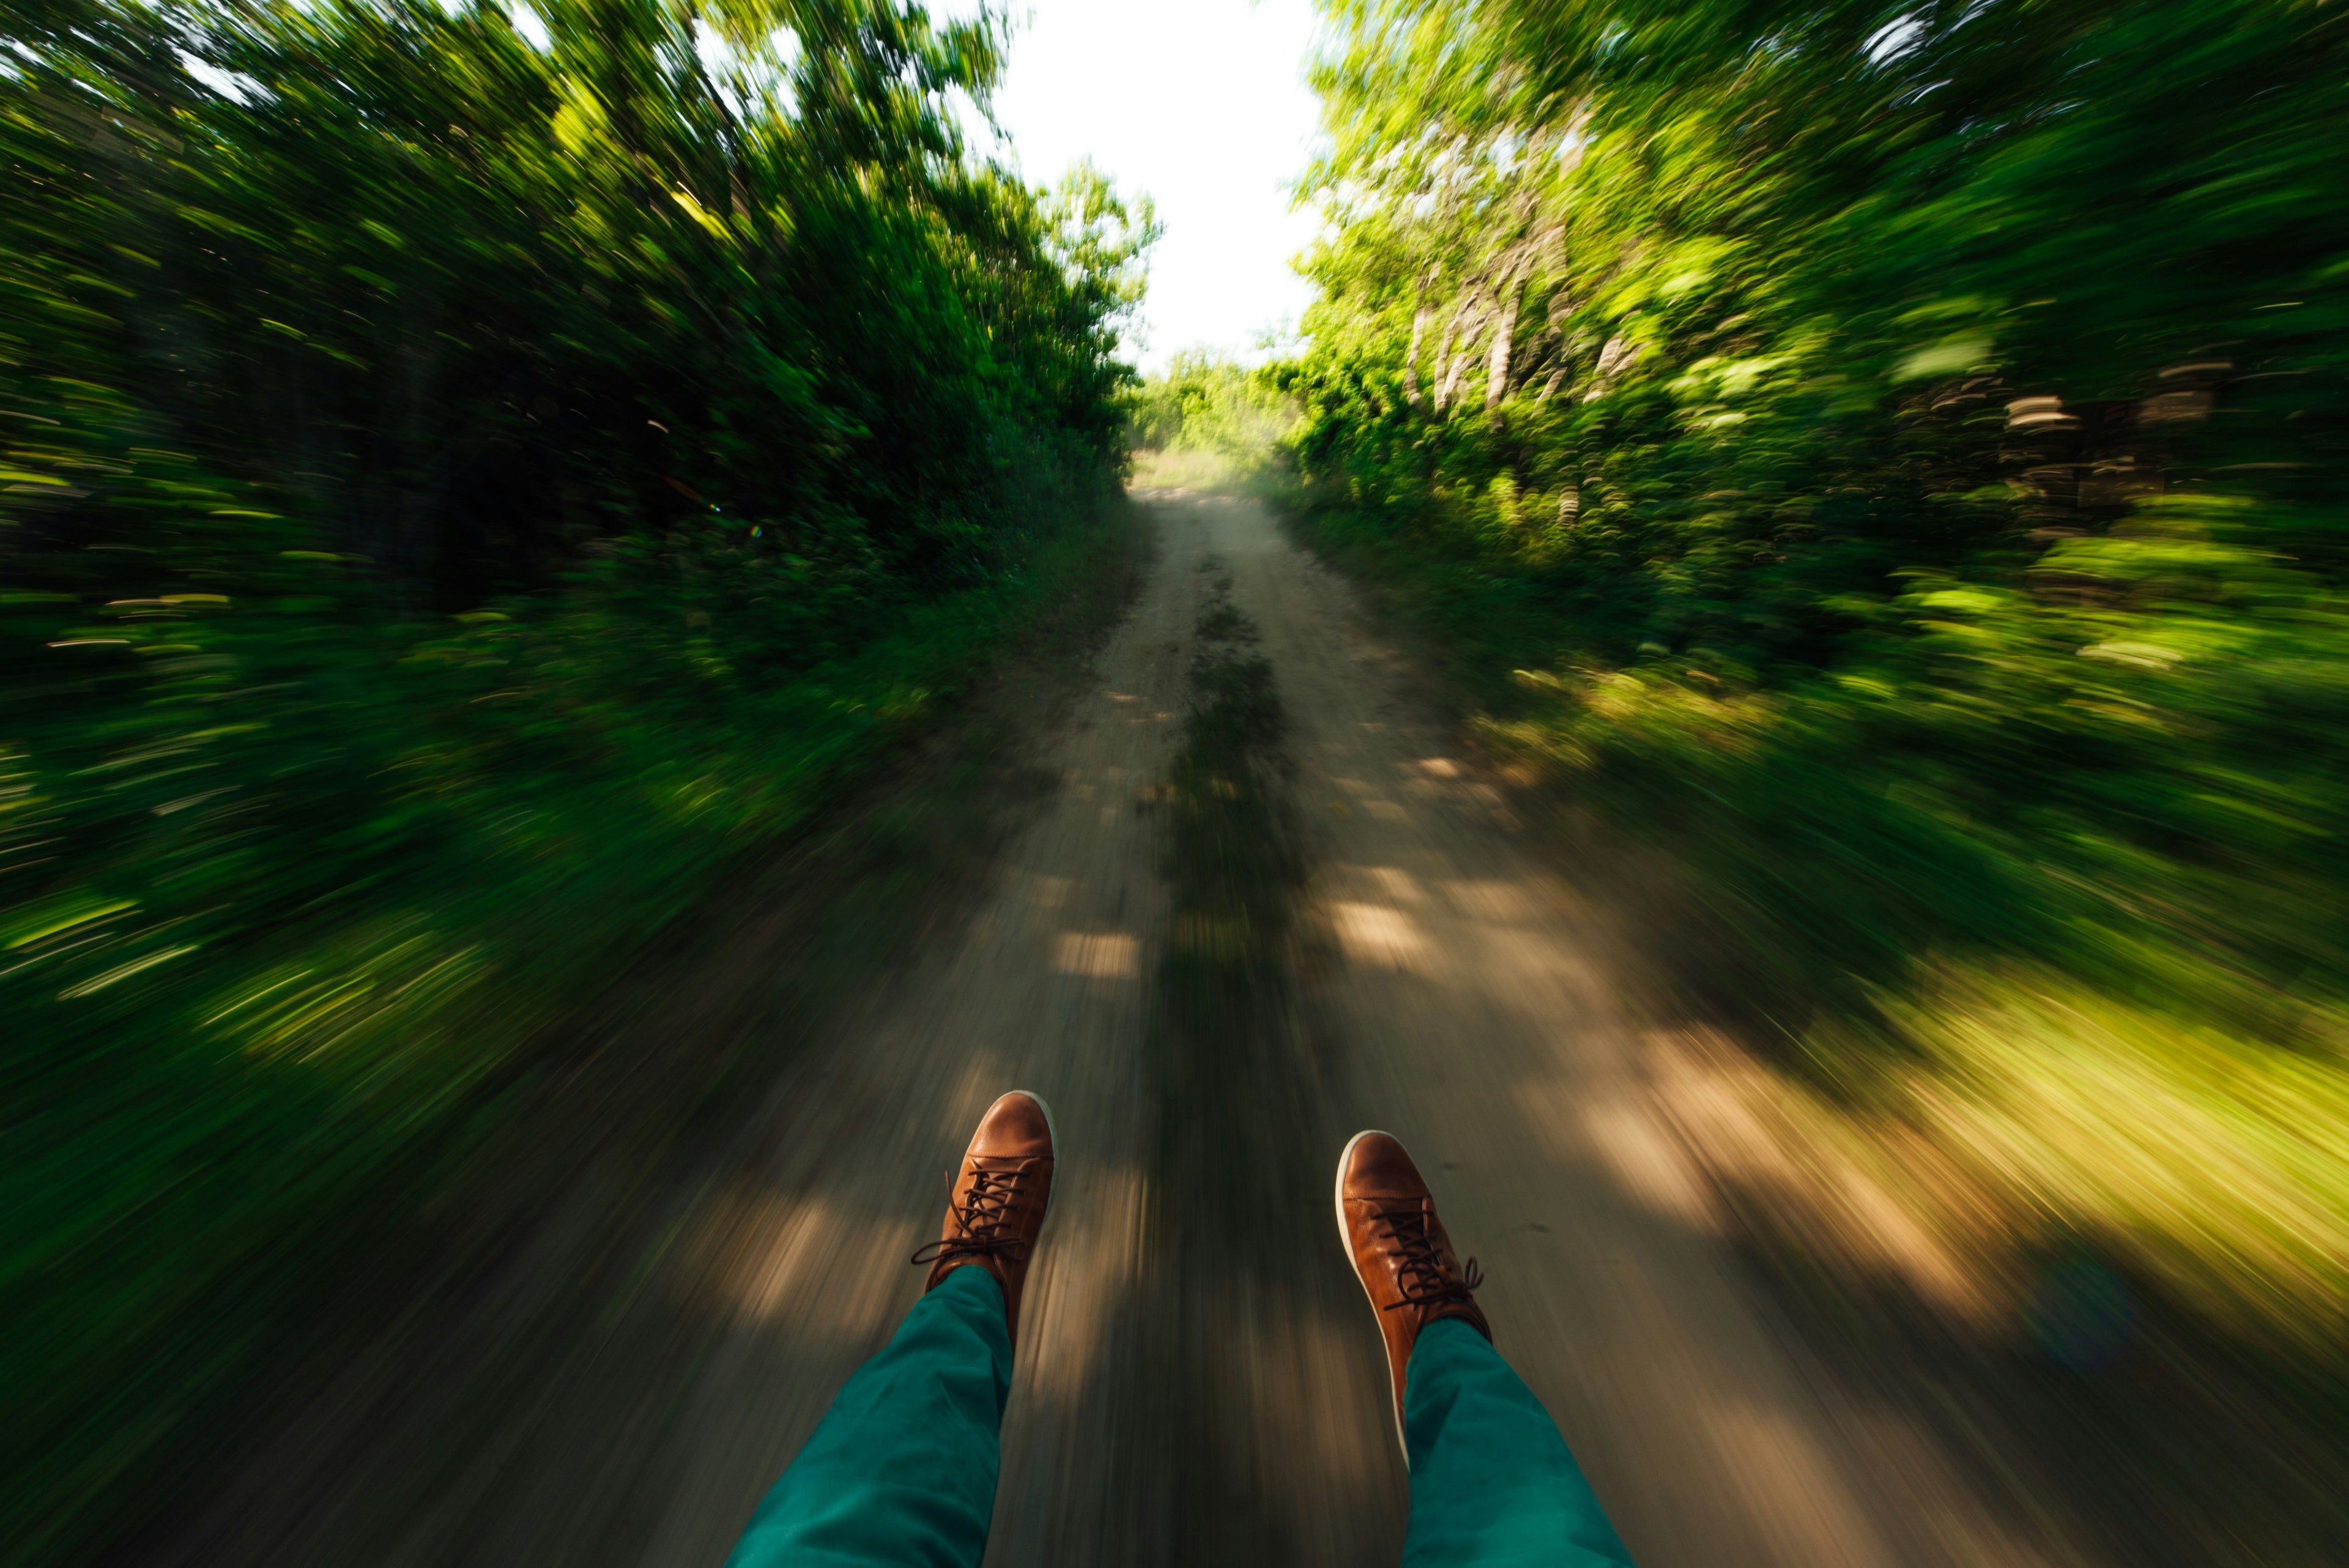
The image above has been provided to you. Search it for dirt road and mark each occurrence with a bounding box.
[155,496,2030,1567]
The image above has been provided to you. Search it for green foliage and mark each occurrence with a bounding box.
[0,0,1151,1555]
[1126,351,1297,486]
[1293,0,2349,1381]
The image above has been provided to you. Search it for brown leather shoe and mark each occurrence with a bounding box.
[1334,1129,1490,1460]
[911,1090,1056,1342]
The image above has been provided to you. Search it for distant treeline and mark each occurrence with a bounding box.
[1288,0,2349,1545]
[1,1,1148,1557]
[1126,349,1292,458]
[1123,349,1296,491]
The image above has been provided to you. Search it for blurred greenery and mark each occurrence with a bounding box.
[0,0,1151,1556]
[1124,349,1297,491]
[1286,0,2349,1471]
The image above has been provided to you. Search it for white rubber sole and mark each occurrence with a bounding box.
[1334,1128,1413,1468]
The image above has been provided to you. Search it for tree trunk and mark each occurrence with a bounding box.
[1403,301,1429,409]
[1431,292,1484,417]
[1436,341,1474,416]
[1485,278,1523,413]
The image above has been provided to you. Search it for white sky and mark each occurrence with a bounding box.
[957,0,1328,374]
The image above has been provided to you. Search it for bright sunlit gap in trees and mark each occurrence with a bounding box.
[943,0,1326,373]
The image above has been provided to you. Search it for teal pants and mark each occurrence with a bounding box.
[727,1267,1634,1567]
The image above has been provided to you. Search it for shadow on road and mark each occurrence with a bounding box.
[1135,569,1406,1563]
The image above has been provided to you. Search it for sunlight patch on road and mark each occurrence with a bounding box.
[1644,1033,1990,1327]
[1699,1400,1906,1568]
[1053,929,1140,979]
[1362,865,1426,904]
[1019,1164,1149,1405]
[689,1191,908,1334]
[1507,1070,1718,1235]
[1328,901,1431,972]
[1577,1090,1718,1231]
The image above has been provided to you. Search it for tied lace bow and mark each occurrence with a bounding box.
[1373,1199,1484,1314]
[910,1157,1042,1268]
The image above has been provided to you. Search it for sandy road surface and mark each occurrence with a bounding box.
[155,496,2028,1567]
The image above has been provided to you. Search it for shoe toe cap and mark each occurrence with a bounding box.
[1342,1130,1427,1198]
[974,1090,1055,1159]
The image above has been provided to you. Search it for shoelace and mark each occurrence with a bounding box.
[1372,1199,1484,1315]
[910,1157,1041,1269]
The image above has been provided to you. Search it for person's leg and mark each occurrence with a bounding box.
[1335,1129,1635,1568]
[726,1090,1057,1568]
[725,1266,1011,1568]
[1400,1317,1635,1567]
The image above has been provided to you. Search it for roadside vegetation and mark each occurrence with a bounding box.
[1,2,1152,1558]
[1278,0,2349,1555]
